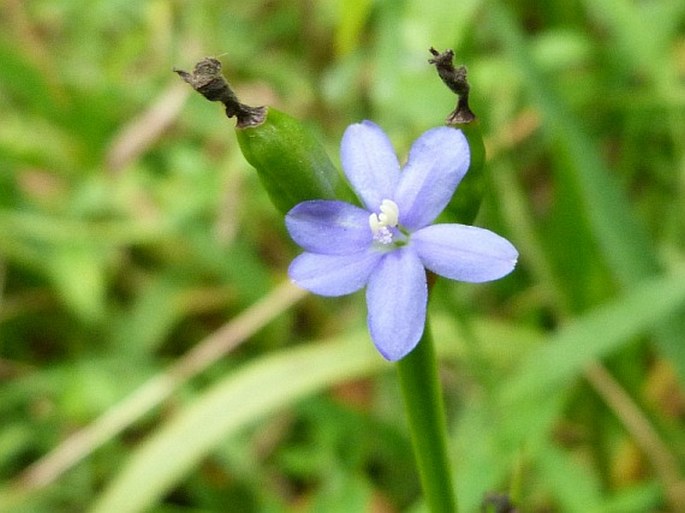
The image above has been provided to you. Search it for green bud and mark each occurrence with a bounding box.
[175,58,351,213]
[235,108,343,213]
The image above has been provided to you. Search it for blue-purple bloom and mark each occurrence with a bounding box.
[285,121,518,361]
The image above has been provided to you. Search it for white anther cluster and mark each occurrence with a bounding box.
[369,199,399,244]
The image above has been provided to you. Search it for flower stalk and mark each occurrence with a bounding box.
[397,320,457,513]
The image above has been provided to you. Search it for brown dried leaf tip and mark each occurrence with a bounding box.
[428,47,476,125]
[174,57,266,128]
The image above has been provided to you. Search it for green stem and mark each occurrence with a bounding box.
[397,321,457,513]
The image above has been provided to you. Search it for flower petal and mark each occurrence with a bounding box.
[341,121,400,211]
[394,127,470,230]
[412,224,518,282]
[286,200,372,255]
[366,248,427,361]
[289,250,382,296]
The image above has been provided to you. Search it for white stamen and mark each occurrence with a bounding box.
[369,199,400,244]
[379,199,399,227]
[369,213,382,233]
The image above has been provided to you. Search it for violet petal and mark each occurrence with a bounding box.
[289,250,382,296]
[394,127,470,230]
[412,224,518,282]
[340,121,400,211]
[366,248,427,360]
[286,200,372,255]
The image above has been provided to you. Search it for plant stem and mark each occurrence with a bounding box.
[397,321,457,513]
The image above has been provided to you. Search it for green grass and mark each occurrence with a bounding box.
[1,1,685,512]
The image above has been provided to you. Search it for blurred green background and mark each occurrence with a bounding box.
[1,1,685,512]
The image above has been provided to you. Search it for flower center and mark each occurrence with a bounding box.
[369,199,400,245]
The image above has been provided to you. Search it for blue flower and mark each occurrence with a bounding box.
[285,121,518,361]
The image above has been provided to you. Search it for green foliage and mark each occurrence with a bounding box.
[1,1,685,512]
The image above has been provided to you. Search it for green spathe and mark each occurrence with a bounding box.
[235,108,344,213]
[175,58,352,214]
